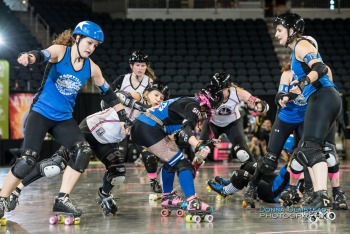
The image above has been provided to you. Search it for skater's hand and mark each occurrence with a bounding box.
[17,52,33,66]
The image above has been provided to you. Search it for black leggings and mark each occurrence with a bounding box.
[23,111,85,153]
[267,117,303,156]
[302,87,341,144]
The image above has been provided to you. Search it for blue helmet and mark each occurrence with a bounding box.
[73,21,104,43]
[283,135,294,153]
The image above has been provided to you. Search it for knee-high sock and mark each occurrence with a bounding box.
[178,169,195,198]
[161,167,175,193]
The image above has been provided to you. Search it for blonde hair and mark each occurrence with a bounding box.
[145,66,156,81]
[52,29,75,46]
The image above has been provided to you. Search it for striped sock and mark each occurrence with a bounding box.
[223,183,240,195]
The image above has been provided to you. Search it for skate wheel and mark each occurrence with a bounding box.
[242,201,247,208]
[161,209,170,217]
[308,215,318,223]
[206,185,212,192]
[216,194,224,201]
[58,215,65,224]
[204,214,214,223]
[0,217,6,226]
[326,212,336,220]
[176,209,184,217]
[74,218,81,225]
[185,215,192,223]
[192,215,201,223]
[49,216,58,225]
[64,216,74,225]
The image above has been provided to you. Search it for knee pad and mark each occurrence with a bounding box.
[105,164,126,185]
[170,159,194,176]
[230,169,251,190]
[39,152,68,177]
[240,161,257,175]
[11,149,40,179]
[297,141,325,168]
[141,149,158,173]
[257,153,278,175]
[324,142,339,168]
[101,148,125,167]
[68,141,92,173]
[290,158,304,174]
[233,142,253,163]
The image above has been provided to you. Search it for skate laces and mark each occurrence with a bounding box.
[162,192,184,205]
[59,196,78,211]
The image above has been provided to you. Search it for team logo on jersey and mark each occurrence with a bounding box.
[216,106,232,115]
[96,127,105,136]
[293,94,307,106]
[56,74,82,95]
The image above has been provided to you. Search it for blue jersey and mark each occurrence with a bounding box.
[137,97,201,135]
[272,165,290,202]
[32,47,91,121]
[277,70,307,124]
[291,39,335,101]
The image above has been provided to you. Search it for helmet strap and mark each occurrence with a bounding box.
[76,37,84,62]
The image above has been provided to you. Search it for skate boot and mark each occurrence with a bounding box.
[301,188,314,207]
[206,180,229,199]
[0,198,7,225]
[160,191,186,217]
[303,190,332,209]
[96,188,118,215]
[214,176,231,186]
[7,187,21,211]
[243,183,257,208]
[150,178,162,193]
[185,195,213,223]
[53,195,82,217]
[278,185,301,208]
[332,187,348,210]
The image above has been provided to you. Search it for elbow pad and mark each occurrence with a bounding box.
[311,62,328,78]
[100,88,119,107]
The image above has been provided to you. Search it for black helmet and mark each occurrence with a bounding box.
[211,72,231,90]
[129,51,150,65]
[198,84,224,109]
[274,12,305,46]
[145,81,170,100]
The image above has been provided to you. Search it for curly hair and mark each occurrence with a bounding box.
[52,29,75,46]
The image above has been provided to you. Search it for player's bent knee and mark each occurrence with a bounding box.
[11,149,40,179]
[69,141,92,173]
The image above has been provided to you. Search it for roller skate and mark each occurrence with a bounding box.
[206,179,229,201]
[301,188,314,207]
[214,176,231,186]
[278,185,301,208]
[185,196,213,223]
[332,187,348,210]
[160,191,186,217]
[0,198,8,226]
[303,190,332,209]
[7,188,21,211]
[242,183,257,209]
[50,195,82,225]
[96,188,118,215]
[150,178,162,193]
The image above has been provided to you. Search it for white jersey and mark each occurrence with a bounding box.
[86,108,130,144]
[120,74,150,95]
[211,87,241,127]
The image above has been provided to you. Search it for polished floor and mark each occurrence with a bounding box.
[0,160,349,234]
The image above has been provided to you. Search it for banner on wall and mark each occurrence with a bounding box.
[0,60,9,139]
[9,93,34,139]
